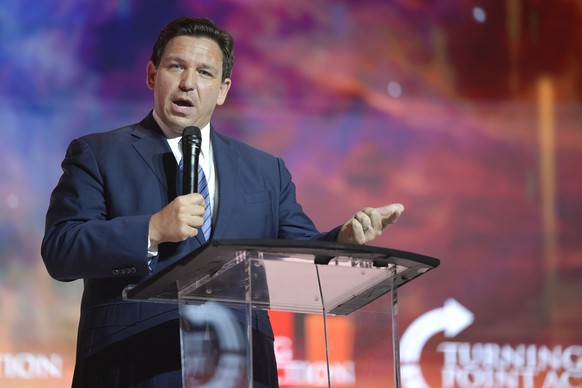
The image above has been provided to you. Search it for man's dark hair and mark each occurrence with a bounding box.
[150,17,234,81]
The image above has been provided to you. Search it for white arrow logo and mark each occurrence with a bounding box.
[400,298,474,388]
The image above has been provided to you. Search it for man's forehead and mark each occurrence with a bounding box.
[164,36,221,54]
[162,36,222,65]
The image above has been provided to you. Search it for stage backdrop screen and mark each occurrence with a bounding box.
[0,1,580,387]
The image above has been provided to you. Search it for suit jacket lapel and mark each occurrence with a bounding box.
[131,113,176,197]
[211,127,240,239]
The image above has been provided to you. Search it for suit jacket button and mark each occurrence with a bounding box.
[129,267,136,274]
[112,269,119,275]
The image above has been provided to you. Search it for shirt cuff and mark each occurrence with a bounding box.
[147,236,158,270]
[147,235,159,257]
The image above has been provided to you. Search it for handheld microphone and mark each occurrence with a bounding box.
[181,126,202,195]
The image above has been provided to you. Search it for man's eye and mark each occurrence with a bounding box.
[169,64,183,70]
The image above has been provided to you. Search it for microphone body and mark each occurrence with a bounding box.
[181,126,202,195]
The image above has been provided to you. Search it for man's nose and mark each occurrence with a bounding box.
[179,70,196,91]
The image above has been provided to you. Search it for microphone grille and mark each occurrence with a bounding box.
[183,126,201,138]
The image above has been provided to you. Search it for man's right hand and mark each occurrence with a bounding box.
[148,193,206,245]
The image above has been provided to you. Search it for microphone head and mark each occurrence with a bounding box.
[182,126,202,151]
[183,126,201,138]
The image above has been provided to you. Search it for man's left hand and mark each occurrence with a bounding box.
[336,203,404,245]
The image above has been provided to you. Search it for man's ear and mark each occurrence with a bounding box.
[146,61,156,90]
[216,78,232,106]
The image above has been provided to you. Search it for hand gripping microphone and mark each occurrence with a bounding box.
[181,126,202,195]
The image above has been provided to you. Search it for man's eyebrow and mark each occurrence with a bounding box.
[197,63,219,74]
[164,55,186,63]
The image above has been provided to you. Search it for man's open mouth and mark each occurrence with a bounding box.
[173,98,193,107]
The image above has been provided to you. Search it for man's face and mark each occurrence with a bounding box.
[146,35,231,137]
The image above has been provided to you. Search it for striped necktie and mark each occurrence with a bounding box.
[197,164,212,240]
[179,157,212,241]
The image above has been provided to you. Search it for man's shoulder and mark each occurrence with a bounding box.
[213,130,278,161]
[79,122,141,144]
[76,115,164,149]
[66,117,165,161]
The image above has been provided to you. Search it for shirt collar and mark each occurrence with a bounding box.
[167,123,211,162]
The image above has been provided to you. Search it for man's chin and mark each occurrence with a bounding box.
[167,117,199,133]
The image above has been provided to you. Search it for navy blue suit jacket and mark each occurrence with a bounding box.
[41,113,340,387]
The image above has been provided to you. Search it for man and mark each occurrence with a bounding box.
[41,17,404,387]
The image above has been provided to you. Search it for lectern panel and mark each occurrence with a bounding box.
[123,239,439,316]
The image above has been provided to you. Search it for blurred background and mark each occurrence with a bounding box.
[1,0,581,387]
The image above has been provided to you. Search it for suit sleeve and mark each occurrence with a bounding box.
[41,138,151,281]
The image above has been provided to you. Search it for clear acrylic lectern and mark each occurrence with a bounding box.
[123,239,439,387]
